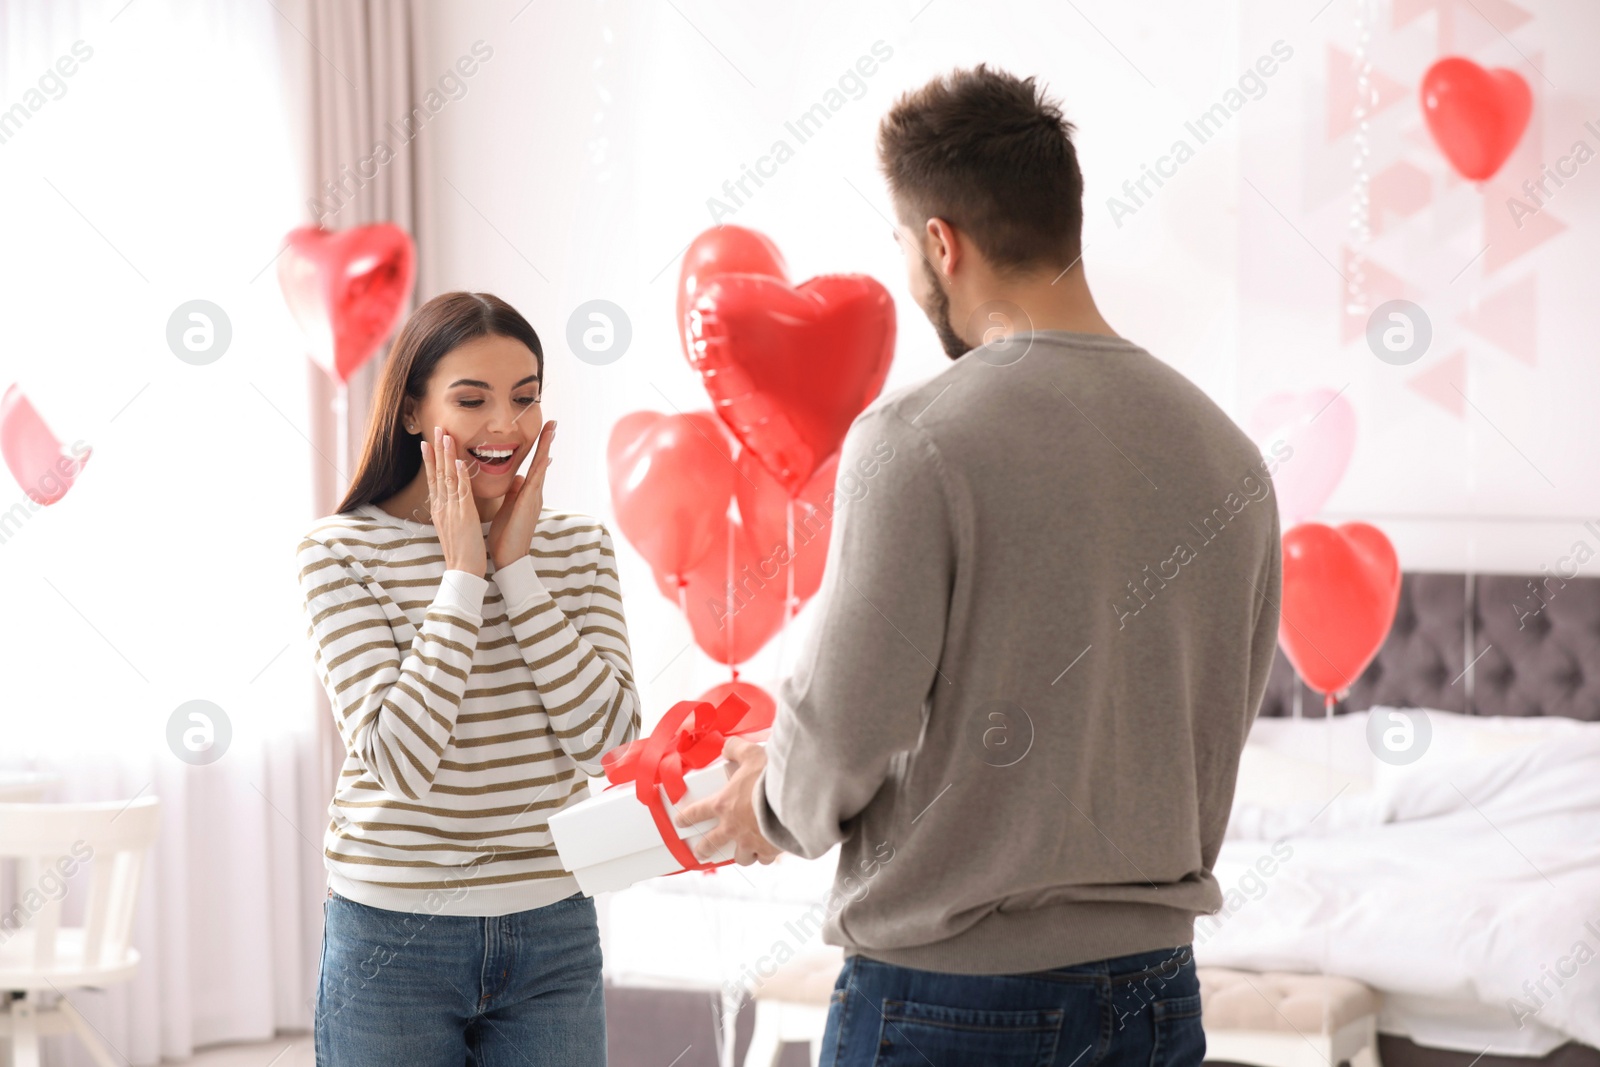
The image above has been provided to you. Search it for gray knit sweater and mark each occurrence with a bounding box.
[754,329,1284,975]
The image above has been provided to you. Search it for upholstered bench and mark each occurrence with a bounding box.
[742,948,843,1067]
[1199,967,1382,1067]
[741,958,1383,1067]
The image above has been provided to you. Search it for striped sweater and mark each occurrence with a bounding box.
[296,502,641,916]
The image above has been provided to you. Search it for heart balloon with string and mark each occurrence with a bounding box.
[636,415,843,665]
[733,446,840,605]
[1420,57,1531,181]
[1277,522,1400,698]
[665,508,794,665]
[1248,388,1356,526]
[607,410,737,583]
[278,223,416,384]
[678,225,894,497]
[607,224,897,665]
[676,225,788,360]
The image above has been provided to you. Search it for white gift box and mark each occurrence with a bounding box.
[549,754,742,896]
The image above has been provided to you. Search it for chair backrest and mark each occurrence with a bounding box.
[0,773,57,803]
[0,797,161,975]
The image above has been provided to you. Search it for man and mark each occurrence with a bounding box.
[675,63,1283,1067]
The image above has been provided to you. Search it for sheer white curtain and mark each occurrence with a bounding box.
[0,1,330,1062]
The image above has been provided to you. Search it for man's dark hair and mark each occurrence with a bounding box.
[877,64,1083,274]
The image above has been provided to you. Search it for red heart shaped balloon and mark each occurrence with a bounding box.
[638,420,843,665]
[278,224,416,384]
[648,433,841,613]
[1420,57,1531,181]
[606,411,737,581]
[687,272,894,496]
[664,512,793,666]
[676,225,788,362]
[695,680,776,736]
[1278,522,1401,698]
[735,447,840,605]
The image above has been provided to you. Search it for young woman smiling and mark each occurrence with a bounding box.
[296,291,639,1066]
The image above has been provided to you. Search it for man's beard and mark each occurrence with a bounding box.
[919,255,970,361]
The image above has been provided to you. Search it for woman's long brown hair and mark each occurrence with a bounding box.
[335,291,544,515]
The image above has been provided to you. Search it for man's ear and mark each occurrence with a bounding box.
[925,217,960,278]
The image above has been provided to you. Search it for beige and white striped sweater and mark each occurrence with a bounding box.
[296,502,641,916]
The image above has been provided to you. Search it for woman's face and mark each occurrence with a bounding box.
[406,333,543,499]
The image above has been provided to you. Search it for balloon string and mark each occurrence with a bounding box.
[670,577,692,697]
[772,496,798,676]
[1345,0,1375,317]
[785,496,796,626]
[724,509,735,670]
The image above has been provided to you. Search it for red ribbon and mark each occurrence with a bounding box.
[599,691,771,873]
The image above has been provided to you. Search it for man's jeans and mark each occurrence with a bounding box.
[819,944,1204,1067]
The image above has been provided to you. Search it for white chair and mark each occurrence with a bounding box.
[0,797,161,1067]
[742,947,844,1067]
[1199,967,1382,1067]
[0,774,59,803]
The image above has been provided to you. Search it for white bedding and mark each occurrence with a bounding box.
[597,709,1600,1057]
[1199,708,1600,1054]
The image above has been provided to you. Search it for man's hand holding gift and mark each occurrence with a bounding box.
[546,691,787,891]
[674,737,784,867]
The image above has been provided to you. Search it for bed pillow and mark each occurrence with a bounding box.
[1231,742,1372,810]
[1363,704,1594,790]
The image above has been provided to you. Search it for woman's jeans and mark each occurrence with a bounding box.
[315,887,606,1067]
[819,944,1204,1067]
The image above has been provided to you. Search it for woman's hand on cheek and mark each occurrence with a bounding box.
[425,427,488,579]
[487,419,556,571]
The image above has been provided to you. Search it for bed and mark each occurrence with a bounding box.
[1204,571,1600,1067]
[598,571,1600,1067]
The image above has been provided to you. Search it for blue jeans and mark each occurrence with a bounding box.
[818,944,1204,1067]
[314,887,606,1066]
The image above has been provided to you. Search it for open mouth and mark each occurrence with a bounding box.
[466,446,517,475]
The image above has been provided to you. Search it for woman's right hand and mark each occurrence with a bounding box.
[421,426,487,578]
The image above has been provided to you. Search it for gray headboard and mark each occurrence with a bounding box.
[1258,572,1600,721]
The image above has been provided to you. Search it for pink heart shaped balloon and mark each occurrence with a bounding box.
[0,384,90,506]
[1249,388,1356,526]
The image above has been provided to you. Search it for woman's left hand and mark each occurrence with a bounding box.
[488,419,556,570]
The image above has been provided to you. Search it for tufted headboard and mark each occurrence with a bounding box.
[1257,572,1600,721]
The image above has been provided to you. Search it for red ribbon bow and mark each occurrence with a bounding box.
[599,692,772,873]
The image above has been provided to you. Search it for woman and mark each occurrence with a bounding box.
[296,291,639,1066]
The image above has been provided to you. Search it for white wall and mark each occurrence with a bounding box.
[0,0,312,757]
[413,0,1244,719]
[1239,0,1600,573]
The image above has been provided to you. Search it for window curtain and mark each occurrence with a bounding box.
[282,0,434,847]
[0,0,426,1063]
